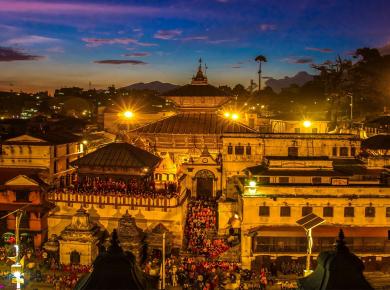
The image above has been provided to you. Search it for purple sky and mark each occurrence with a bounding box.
[0,0,390,93]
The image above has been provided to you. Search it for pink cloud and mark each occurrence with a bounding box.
[305,47,333,53]
[82,37,157,47]
[94,59,147,65]
[182,36,209,41]
[124,52,150,57]
[154,29,182,40]
[0,1,162,15]
[259,24,277,31]
[5,35,60,46]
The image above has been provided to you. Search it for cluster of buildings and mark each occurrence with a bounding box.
[1,63,389,271]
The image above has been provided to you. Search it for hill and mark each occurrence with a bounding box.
[121,81,179,93]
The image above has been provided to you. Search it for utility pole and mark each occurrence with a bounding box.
[162,232,166,289]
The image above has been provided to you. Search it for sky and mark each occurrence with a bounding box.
[0,0,390,93]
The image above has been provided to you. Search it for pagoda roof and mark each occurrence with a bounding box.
[161,84,230,97]
[361,134,390,150]
[132,112,257,135]
[72,142,161,169]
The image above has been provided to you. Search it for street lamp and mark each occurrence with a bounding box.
[303,120,312,128]
[123,111,134,119]
[296,213,325,276]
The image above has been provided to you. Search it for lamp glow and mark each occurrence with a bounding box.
[224,112,230,118]
[231,113,239,120]
[123,111,134,119]
[303,120,312,128]
[249,180,256,187]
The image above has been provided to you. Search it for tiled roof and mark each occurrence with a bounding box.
[132,113,257,134]
[0,168,46,186]
[362,134,390,150]
[2,131,81,145]
[72,142,161,168]
[161,84,229,97]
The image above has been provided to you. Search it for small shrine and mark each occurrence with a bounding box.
[117,211,145,262]
[145,223,174,256]
[298,229,373,290]
[59,207,101,265]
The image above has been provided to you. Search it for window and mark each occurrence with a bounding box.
[259,177,270,184]
[312,177,322,184]
[227,144,233,155]
[312,128,318,133]
[235,145,244,155]
[340,147,349,157]
[259,206,270,217]
[288,147,298,157]
[279,177,289,183]
[332,147,337,156]
[302,206,313,216]
[323,206,334,217]
[54,160,58,173]
[351,147,356,156]
[246,145,252,155]
[365,207,375,217]
[344,207,354,217]
[280,206,291,217]
[15,191,29,202]
[386,207,390,218]
[294,128,300,133]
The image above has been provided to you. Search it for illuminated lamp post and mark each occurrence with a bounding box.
[296,213,325,276]
[122,110,134,131]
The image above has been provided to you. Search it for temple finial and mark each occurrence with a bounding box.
[108,229,123,254]
[336,229,347,251]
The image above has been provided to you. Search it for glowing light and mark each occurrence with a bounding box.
[249,180,256,187]
[234,213,239,219]
[82,140,88,145]
[231,113,239,120]
[303,120,312,128]
[123,111,134,119]
[224,112,230,118]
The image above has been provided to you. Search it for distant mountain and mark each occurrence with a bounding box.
[265,71,314,93]
[121,81,179,93]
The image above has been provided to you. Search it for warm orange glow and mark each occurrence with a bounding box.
[123,111,134,119]
[303,120,312,128]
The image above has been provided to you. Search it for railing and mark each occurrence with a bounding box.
[255,243,390,254]
[47,188,189,211]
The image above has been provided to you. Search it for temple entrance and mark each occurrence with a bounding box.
[70,250,80,264]
[195,170,214,199]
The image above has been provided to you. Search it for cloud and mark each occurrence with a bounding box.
[0,46,43,61]
[207,38,237,44]
[305,47,333,53]
[259,23,277,31]
[93,59,147,65]
[124,52,150,57]
[282,57,313,64]
[182,36,209,41]
[5,35,59,46]
[154,29,182,40]
[0,1,163,16]
[232,65,241,69]
[82,37,157,47]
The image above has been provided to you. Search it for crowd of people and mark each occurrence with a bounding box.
[53,176,180,199]
[185,200,230,258]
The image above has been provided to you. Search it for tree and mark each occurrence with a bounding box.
[255,55,267,92]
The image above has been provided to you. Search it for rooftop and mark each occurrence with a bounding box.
[72,142,161,169]
[132,112,257,135]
